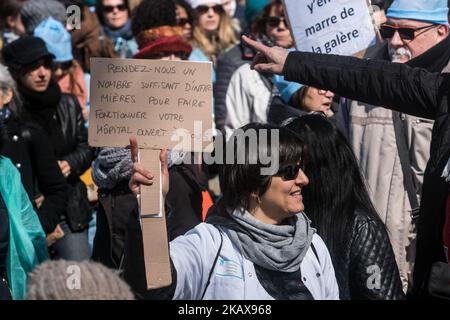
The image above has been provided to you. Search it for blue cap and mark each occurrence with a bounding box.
[34,17,74,62]
[387,0,449,25]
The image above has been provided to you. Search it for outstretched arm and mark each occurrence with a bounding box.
[242,35,449,120]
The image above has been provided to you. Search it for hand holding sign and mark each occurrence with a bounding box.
[129,136,169,199]
[242,35,289,75]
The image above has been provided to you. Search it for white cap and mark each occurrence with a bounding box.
[187,0,222,9]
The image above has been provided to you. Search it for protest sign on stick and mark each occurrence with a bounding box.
[89,57,213,152]
[283,0,377,56]
[89,57,213,289]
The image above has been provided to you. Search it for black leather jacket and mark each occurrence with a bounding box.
[334,210,405,300]
[56,94,93,179]
[1,117,68,233]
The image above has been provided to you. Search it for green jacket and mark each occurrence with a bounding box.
[0,157,48,299]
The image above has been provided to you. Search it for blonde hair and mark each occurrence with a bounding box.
[193,11,238,64]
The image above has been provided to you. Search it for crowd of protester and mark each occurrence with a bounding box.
[0,0,449,301]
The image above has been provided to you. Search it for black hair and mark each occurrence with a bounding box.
[131,0,177,37]
[221,123,306,211]
[284,114,385,258]
[96,0,131,26]
[175,0,195,26]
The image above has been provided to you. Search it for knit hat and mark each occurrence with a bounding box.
[2,36,55,66]
[27,260,135,300]
[21,0,67,34]
[34,17,73,63]
[134,26,192,59]
[187,0,221,9]
[387,0,449,25]
[245,0,270,25]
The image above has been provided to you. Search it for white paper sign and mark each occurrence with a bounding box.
[283,0,376,55]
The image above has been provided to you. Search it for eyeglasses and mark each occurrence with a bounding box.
[102,3,127,13]
[196,4,224,15]
[266,16,289,28]
[177,18,191,27]
[275,163,303,181]
[53,61,73,71]
[379,24,437,41]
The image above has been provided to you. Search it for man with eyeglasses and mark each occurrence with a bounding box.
[334,0,450,295]
[242,0,450,300]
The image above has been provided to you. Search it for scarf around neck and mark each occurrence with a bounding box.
[406,35,450,72]
[103,19,133,41]
[207,202,315,272]
[19,80,65,157]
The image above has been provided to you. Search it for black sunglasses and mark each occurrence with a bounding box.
[275,163,303,181]
[196,4,224,15]
[266,16,289,28]
[177,18,191,27]
[103,3,127,13]
[53,61,73,71]
[379,24,437,41]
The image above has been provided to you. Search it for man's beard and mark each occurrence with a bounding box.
[389,45,412,63]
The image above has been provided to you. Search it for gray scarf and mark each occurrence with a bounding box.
[208,206,315,272]
[92,148,187,189]
[92,147,133,189]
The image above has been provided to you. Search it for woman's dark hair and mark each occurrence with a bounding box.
[96,0,131,26]
[0,0,26,29]
[131,0,177,37]
[222,123,306,211]
[283,114,384,257]
[175,0,195,26]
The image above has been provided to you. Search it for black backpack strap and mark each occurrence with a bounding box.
[200,228,223,300]
[392,111,420,220]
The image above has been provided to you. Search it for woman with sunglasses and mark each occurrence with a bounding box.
[96,0,138,58]
[187,0,238,82]
[283,114,405,300]
[124,123,339,300]
[175,0,195,42]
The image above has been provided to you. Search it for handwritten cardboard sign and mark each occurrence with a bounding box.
[88,58,214,290]
[138,149,171,289]
[283,0,376,56]
[89,58,213,152]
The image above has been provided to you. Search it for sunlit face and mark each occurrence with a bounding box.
[7,13,25,35]
[265,4,293,48]
[176,5,193,41]
[19,59,52,92]
[386,18,448,63]
[197,3,222,33]
[102,0,129,29]
[221,0,235,17]
[302,88,335,116]
[254,165,309,224]
[0,88,13,108]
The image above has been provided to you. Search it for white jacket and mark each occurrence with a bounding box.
[170,223,340,300]
[224,63,272,140]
